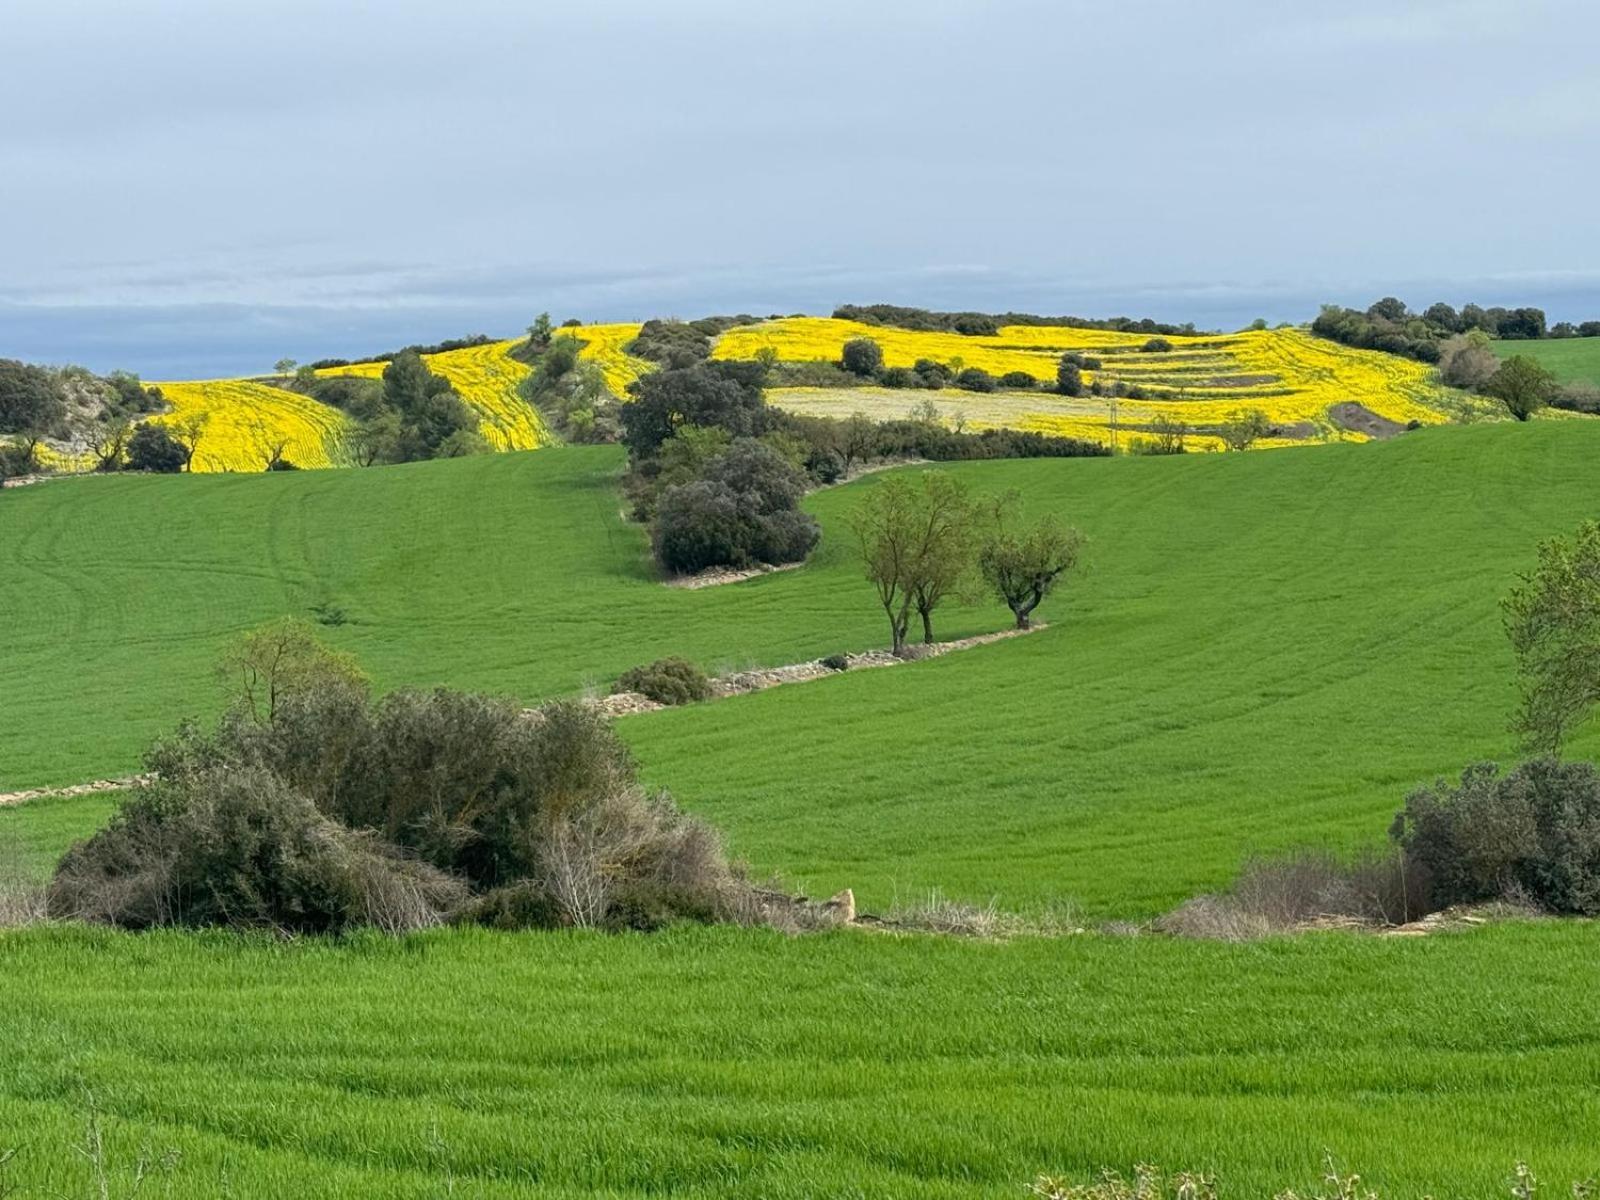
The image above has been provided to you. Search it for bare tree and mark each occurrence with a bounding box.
[170,413,208,472]
[91,419,132,471]
[217,617,369,725]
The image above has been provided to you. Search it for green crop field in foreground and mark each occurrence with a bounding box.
[0,921,1596,1199]
[7,423,1600,916]
[1491,335,1600,384]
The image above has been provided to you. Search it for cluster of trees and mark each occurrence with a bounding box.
[1435,334,1581,420]
[304,333,494,371]
[622,316,762,369]
[49,621,744,934]
[519,333,620,443]
[839,337,1042,394]
[0,358,175,476]
[850,473,1083,652]
[619,361,820,574]
[833,304,1200,338]
[284,350,485,465]
[1313,297,1598,365]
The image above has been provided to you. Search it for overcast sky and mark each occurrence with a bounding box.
[3,0,1597,378]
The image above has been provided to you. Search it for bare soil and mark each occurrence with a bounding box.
[1329,402,1407,440]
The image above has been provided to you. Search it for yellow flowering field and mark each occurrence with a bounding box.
[714,318,1478,447]
[318,340,549,451]
[151,379,351,471]
[565,322,649,397]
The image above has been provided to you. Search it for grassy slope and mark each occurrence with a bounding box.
[0,921,1596,1198]
[625,423,1600,914]
[8,424,1600,917]
[1491,335,1600,384]
[0,448,978,791]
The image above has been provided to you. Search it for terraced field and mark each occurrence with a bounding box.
[565,321,648,396]
[713,318,1480,447]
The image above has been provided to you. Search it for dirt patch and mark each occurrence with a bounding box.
[0,775,147,808]
[1329,402,1407,440]
[664,561,803,590]
[584,625,1044,718]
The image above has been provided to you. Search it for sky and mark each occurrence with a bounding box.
[2,0,1598,379]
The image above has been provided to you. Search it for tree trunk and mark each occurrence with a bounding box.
[920,608,935,644]
[1013,609,1031,630]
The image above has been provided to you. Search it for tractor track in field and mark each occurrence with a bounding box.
[0,624,1046,809]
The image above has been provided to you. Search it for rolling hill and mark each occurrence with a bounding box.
[1491,334,1600,385]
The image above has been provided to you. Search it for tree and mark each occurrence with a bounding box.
[1146,413,1188,455]
[1366,297,1409,323]
[0,359,65,436]
[848,474,921,654]
[848,471,976,652]
[907,474,977,644]
[170,413,209,471]
[218,617,369,726]
[91,419,132,471]
[1502,520,1600,754]
[978,496,1084,630]
[620,364,766,459]
[1485,355,1557,421]
[841,338,884,377]
[525,312,554,351]
[382,349,480,461]
[274,358,297,378]
[1056,357,1084,397]
[1422,302,1461,332]
[341,411,400,467]
[839,411,877,476]
[1218,408,1270,451]
[125,423,187,472]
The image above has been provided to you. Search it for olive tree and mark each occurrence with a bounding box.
[978,496,1084,630]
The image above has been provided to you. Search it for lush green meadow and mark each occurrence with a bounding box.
[8,423,1600,916]
[0,921,1596,1198]
[7,422,1600,1195]
[1491,335,1600,384]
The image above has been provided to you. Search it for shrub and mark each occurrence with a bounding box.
[1554,383,1600,414]
[125,423,188,472]
[999,370,1036,389]
[1140,337,1173,353]
[840,337,884,377]
[820,653,849,671]
[1485,355,1558,421]
[954,367,997,392]
[652,480,753,572]
[615,657,712,706]
[1156,847,1422,940]
[1056,359,1084,397]
[625,319,711,367]
[1437,333,1499,390]
[61,657,746,934]
[0,359,65,435]
[1396,758,1600,914]
[879,365,919,388]
[649,440,819,574]
[48,766,469,932]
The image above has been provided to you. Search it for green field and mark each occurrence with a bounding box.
[8,423,1600,914]
[1491,335,1600,384]
[0,921,1596,1198]
[7,421,1600,1194]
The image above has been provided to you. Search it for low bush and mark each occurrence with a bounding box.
[51,629,749,934]
[126,423,187,472]
[49,766,468,933]
[1156,847,1423,940]
[650,439,819,574]
[615,657,712,706]
[954,367,997,392]
[1140,337,1173,353]
[1396,757,1600,914]
[626,320,711,368]
[820,653,849,671]
[999,370,1036,388]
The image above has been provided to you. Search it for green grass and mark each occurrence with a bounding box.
[0,920,1596,1198]
[8,424,1600,916]
[0,448,998,791]
[624,422,1600,915]
[1491,335,1600,384]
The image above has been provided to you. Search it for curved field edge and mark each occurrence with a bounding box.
[0,921,1595,1198]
